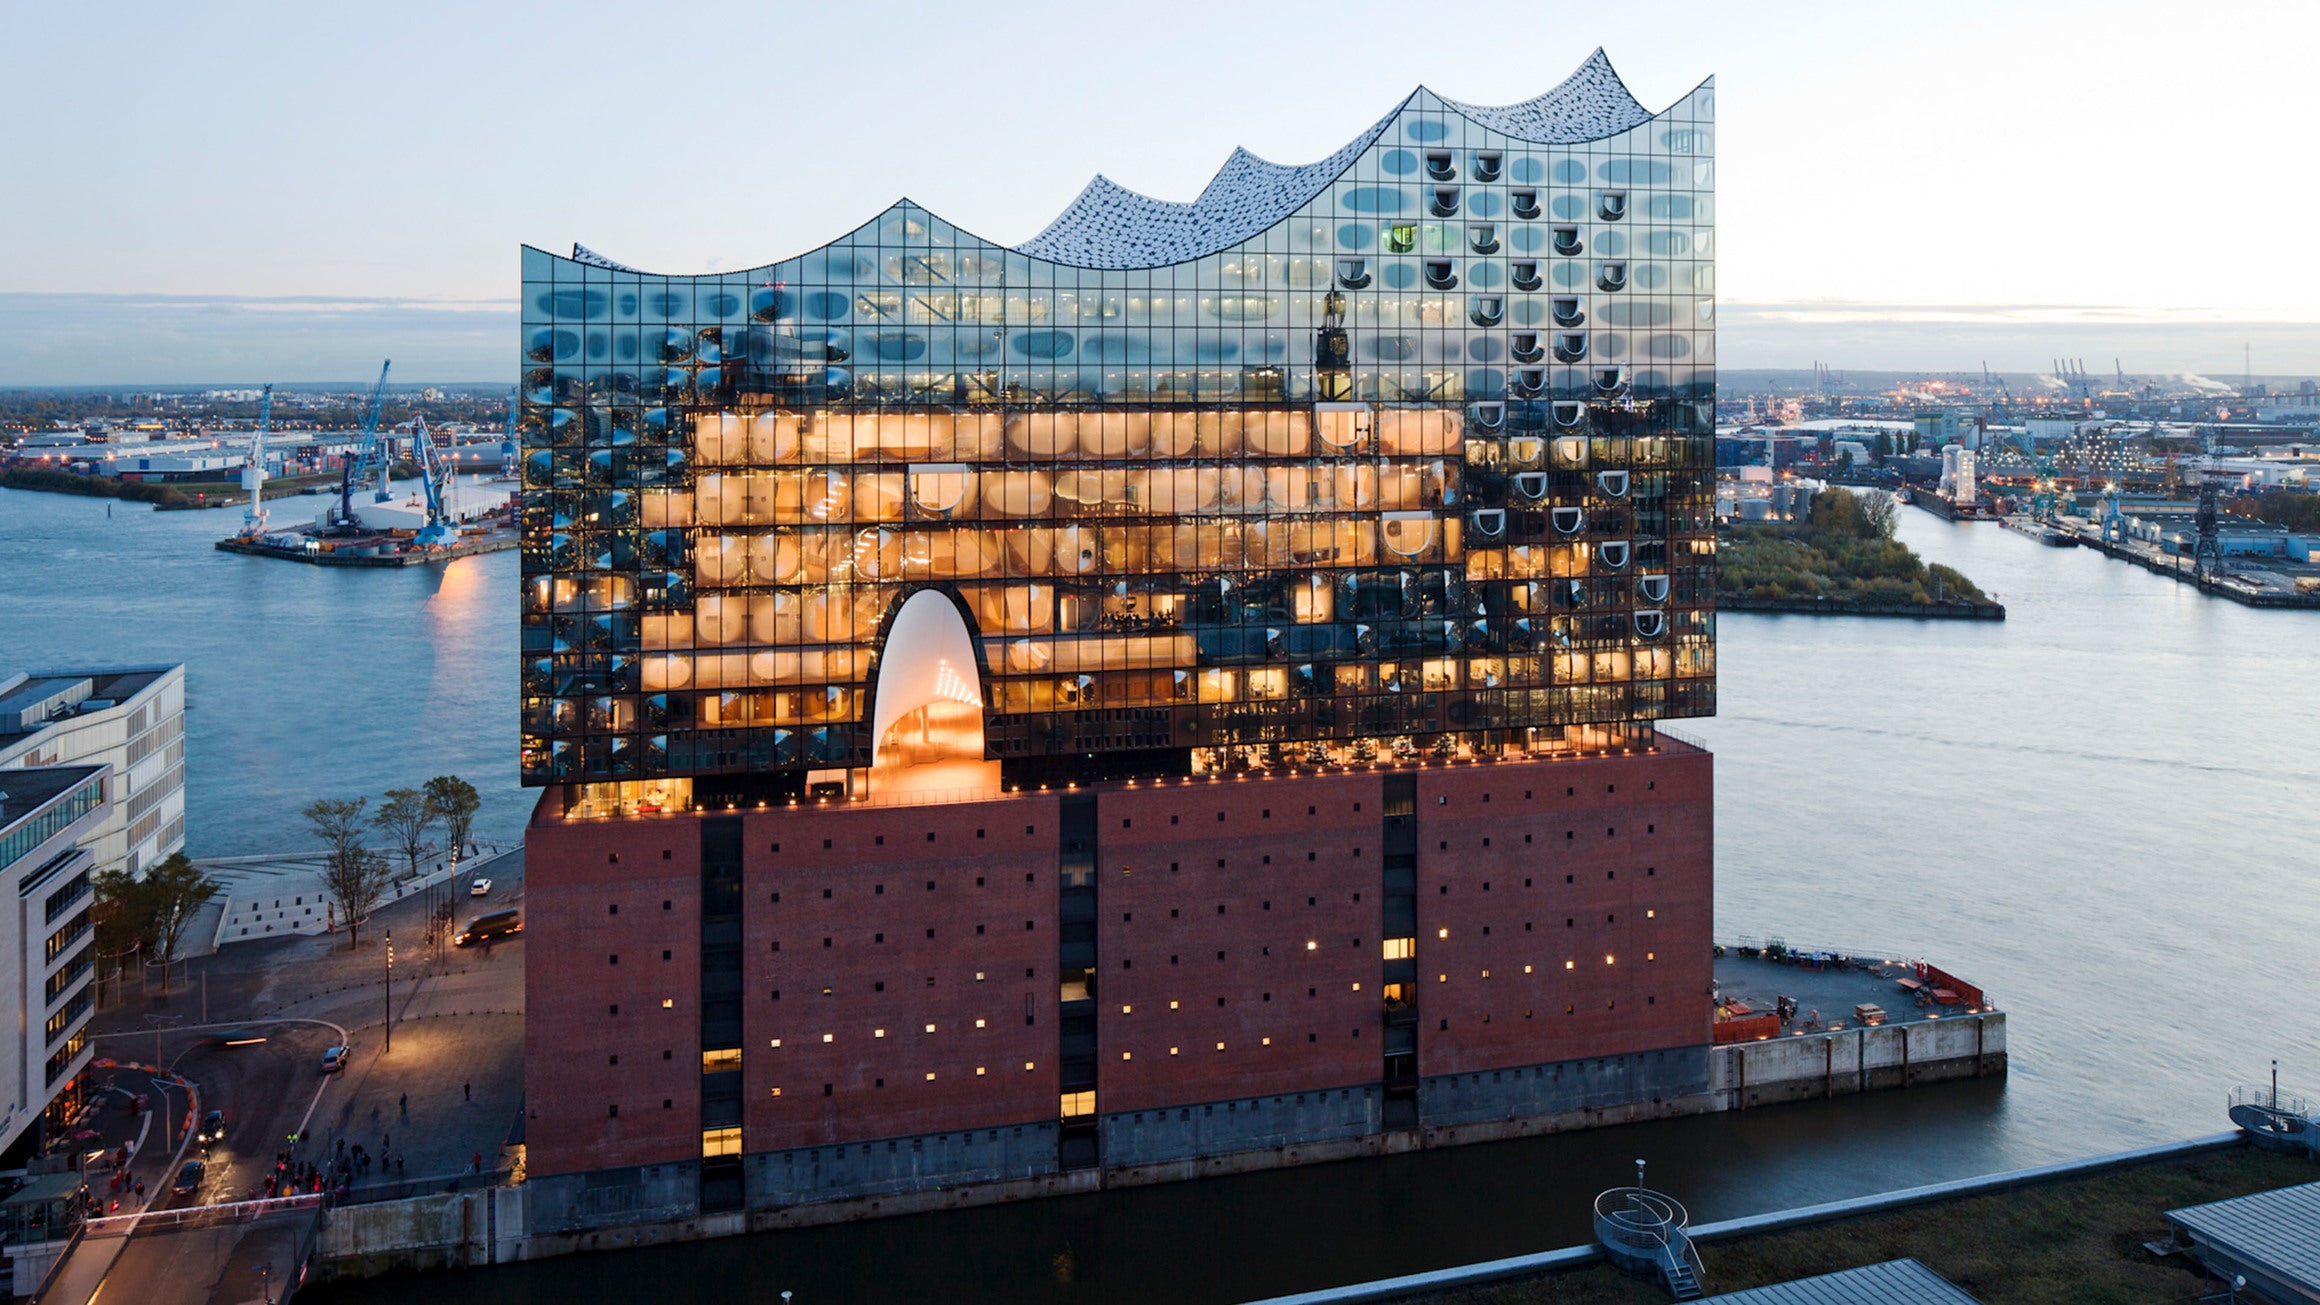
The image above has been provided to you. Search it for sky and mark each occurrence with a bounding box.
[3,0,2315,384]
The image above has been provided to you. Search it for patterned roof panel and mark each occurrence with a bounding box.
[1013,49,1655,270]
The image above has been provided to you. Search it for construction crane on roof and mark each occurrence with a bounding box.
[337,360,393,529]
[237,384,274,539]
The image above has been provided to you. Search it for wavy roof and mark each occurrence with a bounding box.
[1014,49,1658,270]
[566,51,1682,278]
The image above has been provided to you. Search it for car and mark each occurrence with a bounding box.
[173,1160,204,1197]
[196,1110,225,1144]
[320,1045,350,1073]
[455,908,522,947]
[469,877,493,897]
[206,1028,268,1048]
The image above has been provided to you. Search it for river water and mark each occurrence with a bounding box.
[4,486,2315,1302]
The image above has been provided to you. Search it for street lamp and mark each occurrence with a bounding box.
[384,932,393,1054]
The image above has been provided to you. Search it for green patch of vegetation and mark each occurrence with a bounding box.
[1,465,190,506]
[1410,1144,2311,1305]
[1719,488,1989,606]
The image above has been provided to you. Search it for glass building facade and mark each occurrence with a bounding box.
[520,53,1715,813]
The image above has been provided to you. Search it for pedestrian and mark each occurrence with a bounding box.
[471,1150,482,1174]
[463,1081,471,1102]
[396,1154,405,1175]
[399,1093,407,1118]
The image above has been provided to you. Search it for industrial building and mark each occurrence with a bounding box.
[518,50,1719,1225]
[0,666,186,879]
[0,765,108,1160]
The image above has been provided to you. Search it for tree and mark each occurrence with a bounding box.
[1854,490,1898,541]
[324,850,393,949]
[93,867,157,1000]
[373,788,433,881]
[306,796,383,947]
[143,853,222,969]
[424,775,482,862]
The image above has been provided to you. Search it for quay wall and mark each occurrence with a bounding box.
[307,1008,2004,1282]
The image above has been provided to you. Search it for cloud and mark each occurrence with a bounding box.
[1719,301,2320,374]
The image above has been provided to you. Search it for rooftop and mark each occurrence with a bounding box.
[0,766,105,833]
[2167,1179,2320,1302]
[1697,1259,1982,1305]
[0,665,177,737]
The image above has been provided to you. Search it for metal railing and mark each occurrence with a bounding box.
[83,1192,321,1239]
[2229,1083,2314,1120]
[1592,1186,1707,1289]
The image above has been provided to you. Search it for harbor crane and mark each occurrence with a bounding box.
[500,387,520,480]
[336,360,393,530]
[409,415,458,548]
[237,383,274,539]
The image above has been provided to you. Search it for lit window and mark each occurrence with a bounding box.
[1305,940,1318,952]
[1121,1051,1132,1061]
[1261,1037,1271,1046]
[1121,1005,1132,1014]
[770,1087,782,1097]
[1169,1000,1179,1010]
[926,1071,936,1081]
[1025,1061,1035,1071]
[874,1028,886,1038]
[1646,909,1656,919]
[1565,961,1575,971]
[701,1126,742,1158]
[661,998,674,1009]
[1436,928,1450,940]
[701,1048,741,1074]
[769,1038,782,1048]
[822,1032,835,1042]
[1481,970,1491,979]
[974,1018,986,1029]
[1523,965,1533,974]
[1352,982,1362,991]
[924,1023,936,1034]
[1383,938,1415,960]
[1061,1090,1095,1116]
[1438,974,1447,983]
[1647,952,1656,961]
[975,971,985,981]
[975,1066,986,1077]
[1215,1042,1226,1051]
[1169,1047,1180,1056]
[1605,954,1616,966]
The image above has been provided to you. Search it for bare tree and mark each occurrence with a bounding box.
[373,788,433,881]
[306,797,387,947]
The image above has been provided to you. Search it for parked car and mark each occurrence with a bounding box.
[469,877,493,897]
[197,1110,225,1144]
[320,1045,350,1073]
[173,1160,204,1197]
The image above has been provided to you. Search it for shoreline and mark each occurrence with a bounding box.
[1718,595,2006,620]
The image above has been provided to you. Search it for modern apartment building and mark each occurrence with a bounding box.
[0,765,108,1160]
[0,665,187,878]
[520,51,1717,1227]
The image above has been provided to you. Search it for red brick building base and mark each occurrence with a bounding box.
[521,742,1711,1229]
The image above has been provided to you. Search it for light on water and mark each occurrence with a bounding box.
[5,488,2314,1303]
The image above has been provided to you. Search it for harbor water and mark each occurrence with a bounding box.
[4,486,2316,1303]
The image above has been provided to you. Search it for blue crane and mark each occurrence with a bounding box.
[337,360,393,529]
[238,383,274,538]
[500,387,519,480]
[410,415,457,548]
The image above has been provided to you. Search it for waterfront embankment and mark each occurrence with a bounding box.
[1272,1135,2308,1305]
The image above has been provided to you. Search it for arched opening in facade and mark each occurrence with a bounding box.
[869,590,999,798]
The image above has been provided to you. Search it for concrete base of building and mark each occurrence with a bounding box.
[486,1017,2005,1261]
